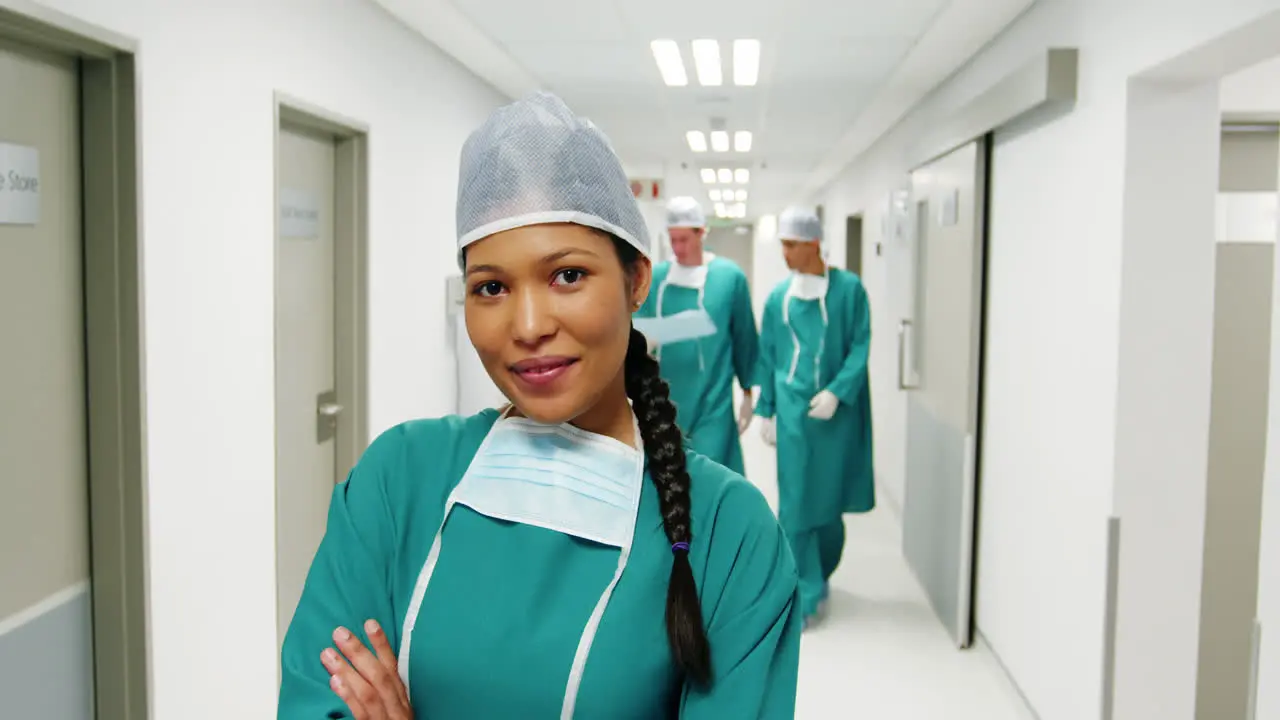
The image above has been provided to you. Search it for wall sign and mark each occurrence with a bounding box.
[279,187,320,239]
[939,188,960,227]
[0,142,41,226]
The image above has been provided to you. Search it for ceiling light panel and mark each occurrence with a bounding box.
[691,39,723,87]
[686,131,707,153]
[733,40,761,87]
[710,131,730,153]
[734,131,752,152]
[709,189,722,202]
[735,189,748,202]
[717,168,733,184]
[735,168,750,184]
[700,168,717,184]
[651,40,688,87]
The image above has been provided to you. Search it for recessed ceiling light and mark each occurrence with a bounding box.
[733,40,760,87]
[715,202,728,217]
[686,131,707,153]
[718,168,733,183]
[735,189,748,202]
[700,168,717,184]
[734,131,753,153]
[735,168,750,184]
[651,40,688,87]
[709,189,723,202]
[710,131,730,153]
[691,39,723,87]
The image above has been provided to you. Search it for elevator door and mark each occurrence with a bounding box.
[900,139,989,648]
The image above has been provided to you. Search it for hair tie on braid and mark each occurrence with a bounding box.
[671,542,690,554]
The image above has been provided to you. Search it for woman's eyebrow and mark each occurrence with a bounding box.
[465,263,503,277]
[541,248,600,263]
[466,247,600,276]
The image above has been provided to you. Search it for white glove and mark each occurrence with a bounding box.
[760,417,776,446]
[807,390,839,421]
[737,392,755,435]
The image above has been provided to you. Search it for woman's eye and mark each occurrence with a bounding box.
[472,280,505,297]
[553,268,587,286]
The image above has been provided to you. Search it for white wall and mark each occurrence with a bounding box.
[812,1,1280,718]
[1112,78,1221,720]
[26,0,503,716]
[1223,55,1280,115]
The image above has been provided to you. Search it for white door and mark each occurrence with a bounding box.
[0,39,96,718]
[275,124,340,644]
[900,140,989,648]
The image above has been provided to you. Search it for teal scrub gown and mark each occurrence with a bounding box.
[755,268,874,618]
[635,257,759,475]
[278,409,801,719]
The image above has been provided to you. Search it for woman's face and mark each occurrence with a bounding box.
[464,224,651,425]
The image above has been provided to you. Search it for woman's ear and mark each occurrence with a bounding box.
[630,257,653,310]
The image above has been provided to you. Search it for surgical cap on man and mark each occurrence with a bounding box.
[777,206,823,244]
[666,196,706,229]
[454,91,651,268]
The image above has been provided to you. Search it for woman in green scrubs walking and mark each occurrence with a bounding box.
[277,91,801,719]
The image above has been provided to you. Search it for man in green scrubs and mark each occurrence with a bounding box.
[635,196,759,475]
[755,205,875,626]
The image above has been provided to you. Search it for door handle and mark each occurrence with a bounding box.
[317,402,344,418]
[898,319,917,391]
[316,389,342,443]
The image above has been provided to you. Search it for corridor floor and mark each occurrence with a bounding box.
[739,425,1038,720]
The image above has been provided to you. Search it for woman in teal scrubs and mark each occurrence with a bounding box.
[277,91,801,719]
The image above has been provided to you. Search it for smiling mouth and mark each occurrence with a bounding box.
[509,356,579,386]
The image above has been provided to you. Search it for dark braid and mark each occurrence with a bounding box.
[615,240,713,689]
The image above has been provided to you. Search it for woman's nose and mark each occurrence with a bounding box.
[511,286,556,346]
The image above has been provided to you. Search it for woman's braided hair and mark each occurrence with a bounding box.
[615,239,712,688]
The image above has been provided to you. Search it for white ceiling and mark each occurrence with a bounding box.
[373,0,1035,220]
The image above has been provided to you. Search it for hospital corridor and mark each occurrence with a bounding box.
[8,0,1280,719]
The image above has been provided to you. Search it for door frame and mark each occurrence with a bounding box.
[0,3,149,719]
[270,95,370,649]
[271,94,370,484]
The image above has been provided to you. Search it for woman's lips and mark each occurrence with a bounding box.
[510,356,579,387]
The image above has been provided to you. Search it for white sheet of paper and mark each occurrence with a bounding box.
[634,309,718,346]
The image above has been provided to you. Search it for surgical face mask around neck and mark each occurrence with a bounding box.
[666,261,709,289]
[458,418,644,544]
[789,270,828,300]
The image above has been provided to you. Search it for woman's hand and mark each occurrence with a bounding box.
[321,620,413,720]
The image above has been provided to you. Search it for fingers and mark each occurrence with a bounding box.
[322,648,374,719]
[364,620,410,708]
[322,624,410,719]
